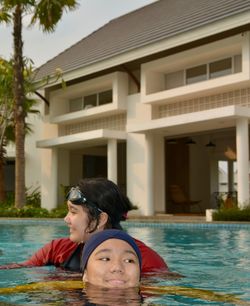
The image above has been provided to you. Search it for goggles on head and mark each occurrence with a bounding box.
[66,186,103,214]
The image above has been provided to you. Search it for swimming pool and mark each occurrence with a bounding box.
[0,219,249,305]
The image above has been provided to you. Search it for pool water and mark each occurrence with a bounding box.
[0,220,249,305]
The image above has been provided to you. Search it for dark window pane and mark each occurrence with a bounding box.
[186,65,207,84]
[234,55,242,73]
[98,90,112,105]
[84,94,97,109]
[209,58,232,79]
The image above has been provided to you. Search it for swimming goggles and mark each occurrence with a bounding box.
[66,186,103,214]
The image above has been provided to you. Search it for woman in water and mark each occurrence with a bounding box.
[0,178,168,274]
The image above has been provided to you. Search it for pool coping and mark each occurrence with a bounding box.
[0,217,249,229]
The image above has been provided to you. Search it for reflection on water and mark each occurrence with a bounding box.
[82,283,144,306]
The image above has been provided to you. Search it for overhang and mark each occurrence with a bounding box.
[36,129,126,149]
[127,105,250,136]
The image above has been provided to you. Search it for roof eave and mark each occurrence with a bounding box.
[37,10,250,88]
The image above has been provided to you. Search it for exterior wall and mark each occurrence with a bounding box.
[40,112,60,209]
[126,93,152,215]
[126,94,164,215]
[153,134,165,213]
[25,101,43,193]
[41,148,58,210]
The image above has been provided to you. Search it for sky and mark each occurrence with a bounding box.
[0,0,156,68]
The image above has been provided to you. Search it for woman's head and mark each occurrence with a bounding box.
[64,178,136,243]
[81,229,141,289]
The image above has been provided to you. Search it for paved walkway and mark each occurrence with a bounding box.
[128,213,206,223]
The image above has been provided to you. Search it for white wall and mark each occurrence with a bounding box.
[126,93,155,215]
[153,134,165,213]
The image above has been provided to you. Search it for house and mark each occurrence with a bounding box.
[17,0,250,215]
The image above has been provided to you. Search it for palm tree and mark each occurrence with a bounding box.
[0,57,40,203]
[0,0,79,208]
[0,58,14,202]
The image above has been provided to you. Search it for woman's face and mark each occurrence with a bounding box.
[64,201,91,243]
[82,238,140,289]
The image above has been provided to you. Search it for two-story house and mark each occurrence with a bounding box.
[30,0,250,215]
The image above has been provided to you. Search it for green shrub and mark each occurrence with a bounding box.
[25,187,41,207]
[49,205,68,218]
[0,204,67,218]
[0,205,50,218]
[0,186,67,218]
[0,191,15,207]
[213,206,250,221]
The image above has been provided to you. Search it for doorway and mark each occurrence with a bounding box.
[165,137,190,213]
[83,155,107,178]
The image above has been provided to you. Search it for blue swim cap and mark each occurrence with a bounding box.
[81,229,142,272]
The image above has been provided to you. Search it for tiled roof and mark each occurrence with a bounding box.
[35,0,250,81]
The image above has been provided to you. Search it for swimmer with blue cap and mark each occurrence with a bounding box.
[81,229,142,289]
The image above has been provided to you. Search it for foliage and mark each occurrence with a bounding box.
[25,186,41,207]
[213,206,250,222]
[0,57,40,141]
[0,56,40,204]
[0,0,79,209]
[214,192,237,210]
[49,205,68,218]
[0,187,67,218]
[0,205,67,218]
[0,205,50,218]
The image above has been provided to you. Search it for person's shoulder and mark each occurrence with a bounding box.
[132,236,169,271]
[53,237,72,242]
[50,237,76,246]
[50,237,78,253]
[132,237,146,247]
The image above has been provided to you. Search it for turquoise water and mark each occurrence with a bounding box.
[0,220,249,305]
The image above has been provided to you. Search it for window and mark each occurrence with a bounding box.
[233,54,242,73]
[99,90,112,105]
[164,54,242,90]
[209,58,232,79]
[186,64,207,85]
[84,94,97,109]
[69,97,83,112]
[69,90,112,112]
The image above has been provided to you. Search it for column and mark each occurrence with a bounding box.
[154,135,165,212]
[236,118,249,208]
[145,132,154,216]
[210,159,219,208]
[228,160,234,192]
[41,148,58,210]
[108,139,117,183]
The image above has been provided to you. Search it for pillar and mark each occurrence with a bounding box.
[41,148,58,210]
[145,133,154,215]
[228,160,234,192]
[236,118,249,208]
[108,139,117,183]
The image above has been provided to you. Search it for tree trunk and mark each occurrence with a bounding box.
[13,5,26,209]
